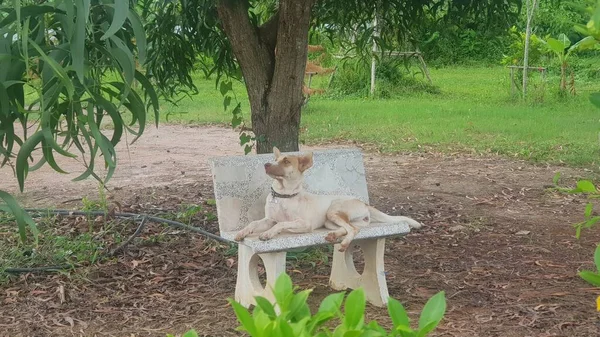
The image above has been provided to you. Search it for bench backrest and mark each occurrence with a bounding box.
[209,148,369,235]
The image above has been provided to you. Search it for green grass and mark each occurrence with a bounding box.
[161,66,600,166]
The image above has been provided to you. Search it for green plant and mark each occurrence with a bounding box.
[167,329,199,337]
[501,26,547,66]
[330,60,439,98]
[81,184,109,212]
[227,273,446,337]
[579,245,600,287]
[550,173,600,238]
[541,33,597,93]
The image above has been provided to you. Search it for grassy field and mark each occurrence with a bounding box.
[161,66,600,167]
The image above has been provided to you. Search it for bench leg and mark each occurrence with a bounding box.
[235,245,287,308]
[329,238,389,307]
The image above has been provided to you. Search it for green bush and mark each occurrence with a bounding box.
[330,60,440,98]
[501,26,549,67]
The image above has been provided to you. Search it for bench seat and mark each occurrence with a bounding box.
[209,148,418,307]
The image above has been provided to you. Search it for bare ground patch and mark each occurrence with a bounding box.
[1,125,600,336]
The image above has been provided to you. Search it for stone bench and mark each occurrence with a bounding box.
[209,148,417,307]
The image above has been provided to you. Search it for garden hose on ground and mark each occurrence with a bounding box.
[1,208,231,274]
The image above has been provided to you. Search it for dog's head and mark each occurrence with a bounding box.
[264,147,313,182]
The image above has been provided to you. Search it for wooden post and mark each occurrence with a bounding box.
[417,48,433,85]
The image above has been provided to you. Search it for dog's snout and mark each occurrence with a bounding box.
[264,163,272,168]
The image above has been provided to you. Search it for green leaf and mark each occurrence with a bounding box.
[255,296,277,318]
[228,299,258,336]
[552,172,561,185]
[388,297,410,329]
[273,273,293,311]
[572,36,597,52]
[319,292,345,314]
[220,80,232,96]
[181,330,199,337]
[343,288,365,329]
[88,108,116,168]
[594,245,600,272]
[223,96,231,111]
[0,5,63,29]
[101,1,129,41]
[28,39,74,99]
[128,9,147,64]
[585,203,594,218]
[0,190,38,243]
[579,271,600,287]
[546,37,567,54]
[277,316,295,336]
[71,0,89,83]
[134,70,160,126]
[342,330,362,337]
[557,33,572,49]
[109,35,135,87]
[307,311,335,333]
[288,289,312,321]
[417,291,446,334]
[577,180,597,193]
[90,95,124,146]
[16,131,44,192]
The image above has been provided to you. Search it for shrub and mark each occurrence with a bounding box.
[229,273,446,337]
[330,60,440,98]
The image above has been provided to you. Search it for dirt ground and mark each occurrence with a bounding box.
[1,125,600,337]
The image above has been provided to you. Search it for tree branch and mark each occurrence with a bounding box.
[216,0,274,104]
[258,12,279,52]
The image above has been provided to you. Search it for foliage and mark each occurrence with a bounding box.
[167,329,199,337]
[0,0,157,242]
[532,0,593,38]
[330,60,440,98]
[501,26,548,66]
[540,33,597,93]
[551,173,600,238]
[579,245,600,287]
[225,273,446,337]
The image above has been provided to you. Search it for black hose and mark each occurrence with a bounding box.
[2,208,232,274]
[23,208,228,243]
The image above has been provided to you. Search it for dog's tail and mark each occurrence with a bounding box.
[368,206,422,229]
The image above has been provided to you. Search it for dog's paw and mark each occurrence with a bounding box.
[234,229,249,241]
[409,220,423,229]
[325,232,338,243]
[259,233,273,241]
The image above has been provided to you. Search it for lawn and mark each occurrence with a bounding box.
[160,65,600,166]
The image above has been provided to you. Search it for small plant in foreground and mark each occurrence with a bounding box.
[227,273,446,337]
[550,172,600,238]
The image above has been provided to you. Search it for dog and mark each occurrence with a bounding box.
[234,147,422,251]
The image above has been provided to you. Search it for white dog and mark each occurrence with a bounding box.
[234,147,422,251]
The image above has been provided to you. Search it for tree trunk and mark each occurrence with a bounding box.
[217,0,314,154]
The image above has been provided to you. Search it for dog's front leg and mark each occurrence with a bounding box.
[235,218,276,241]
[258,219,309,241]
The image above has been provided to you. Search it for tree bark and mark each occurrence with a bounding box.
[217,0,314,154]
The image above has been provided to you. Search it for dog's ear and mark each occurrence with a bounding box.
[273,147,281,159]
[298,152,314,173]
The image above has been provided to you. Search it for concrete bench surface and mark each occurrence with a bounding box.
[209,148,417,307]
